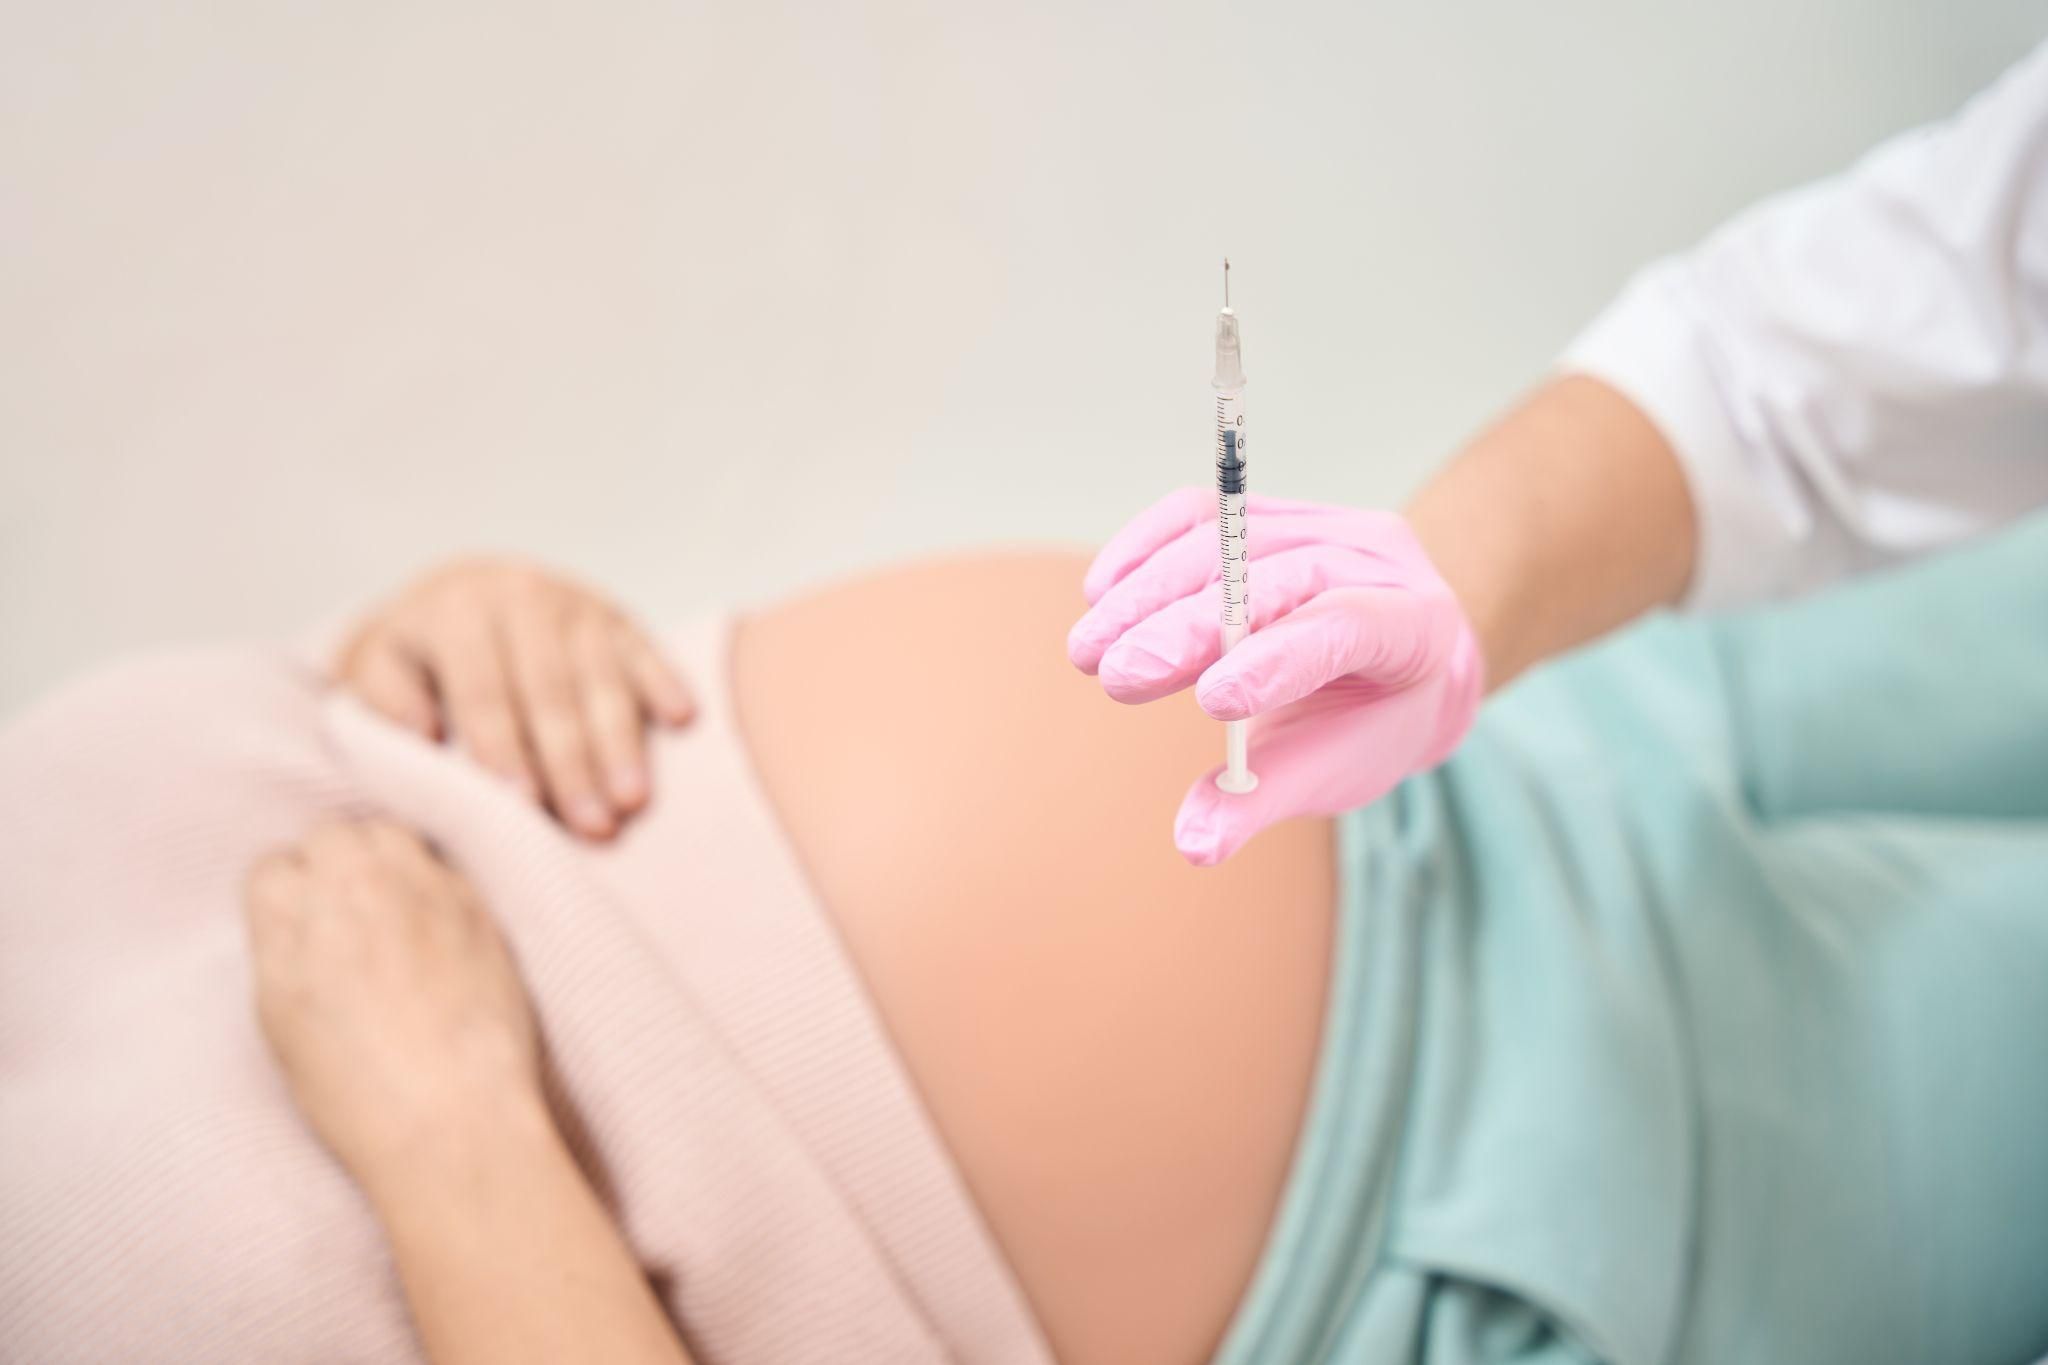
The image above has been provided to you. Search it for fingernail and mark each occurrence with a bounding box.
[1198,675,1250,721]
[569,795,615,836]
[607,763,648,808]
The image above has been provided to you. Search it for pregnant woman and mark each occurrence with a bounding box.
[6,503,2048,1365]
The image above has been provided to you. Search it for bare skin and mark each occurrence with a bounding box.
[1409,374,1696,691]
[735,551,1335,1365]
[331,375,1689,838]
[272,552,1338,1365]
[245,822,695,1365]
[269,372,1696,1363]
[337,559,696,839]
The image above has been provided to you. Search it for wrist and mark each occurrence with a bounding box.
[354,1088,565,1218]
[1450,582,1526,698]
[1419,620,1487,770]
[1405,375,1695,692]
[1402,504,1522,697]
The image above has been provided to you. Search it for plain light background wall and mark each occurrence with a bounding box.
[3,1,2041,716]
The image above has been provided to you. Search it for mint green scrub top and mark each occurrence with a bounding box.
[1215,518,2048,1365]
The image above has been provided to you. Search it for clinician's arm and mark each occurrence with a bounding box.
[1550,40,2048,612]
[1068,375,1689,863]
[1425,39,2048,682]
[1405,373,1697,690]
[1075,42,2048,861]
[1329,35,2048,690]
[244,821,694,1365]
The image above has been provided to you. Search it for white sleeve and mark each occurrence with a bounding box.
[1560,41,2048,610]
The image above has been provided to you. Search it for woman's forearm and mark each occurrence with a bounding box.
[362,1096,694,1365]
[1405,373,1698,691]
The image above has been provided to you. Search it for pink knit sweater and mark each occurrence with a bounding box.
[0,621,1051,1365]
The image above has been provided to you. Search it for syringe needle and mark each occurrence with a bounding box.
[1222,257,1230,308]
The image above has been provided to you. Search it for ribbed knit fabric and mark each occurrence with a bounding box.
[0,618,1052,1365]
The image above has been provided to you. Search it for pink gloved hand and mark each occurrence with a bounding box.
[1068,487,1485,866]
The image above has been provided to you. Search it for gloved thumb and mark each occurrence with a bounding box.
[1174,761,1288,866]
[1171,710,1338,866]
[1171,675,1454,866]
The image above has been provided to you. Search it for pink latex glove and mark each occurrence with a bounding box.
[1068,487,1485,865]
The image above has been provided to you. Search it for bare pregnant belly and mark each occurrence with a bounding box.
[732,552,1336,1365]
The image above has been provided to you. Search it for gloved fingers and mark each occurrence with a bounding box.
[1243,493,1351,518]
[1082,486,1212,605]
[1172,685,1443,865]
[1078,485,1351,614]
[1097,582,1223,702]
[1097,544,1373,703]
[1194,584,1452,722]
[1069,518,1219,673]
[1071,513,1351,675]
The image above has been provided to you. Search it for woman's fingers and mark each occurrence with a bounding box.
[302,819,376,877]
[615,623,695,726]
[243,849,309,956]
[423,607,539,803]
[238,816,545,1182]
[339,630,442,739]
[266,819,464,930]
[246,848,307,903]
[338,561,694,838]
[501,591,614,840]
[570,611,650,812]
[359,816,430,865]
[359,819,453,905]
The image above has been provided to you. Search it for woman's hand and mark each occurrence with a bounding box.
[1069,488,1485,865]
[244,819,547,1188]
[337,559,695,840]
[246,821,699,1365]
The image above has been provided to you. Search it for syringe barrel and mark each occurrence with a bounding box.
[1212,295,1258,796]
[1214,383,1249,631]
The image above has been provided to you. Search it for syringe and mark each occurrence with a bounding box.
[1212,259,1257,795]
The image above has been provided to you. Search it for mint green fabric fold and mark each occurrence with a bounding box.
[1215,519,2048,1365]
